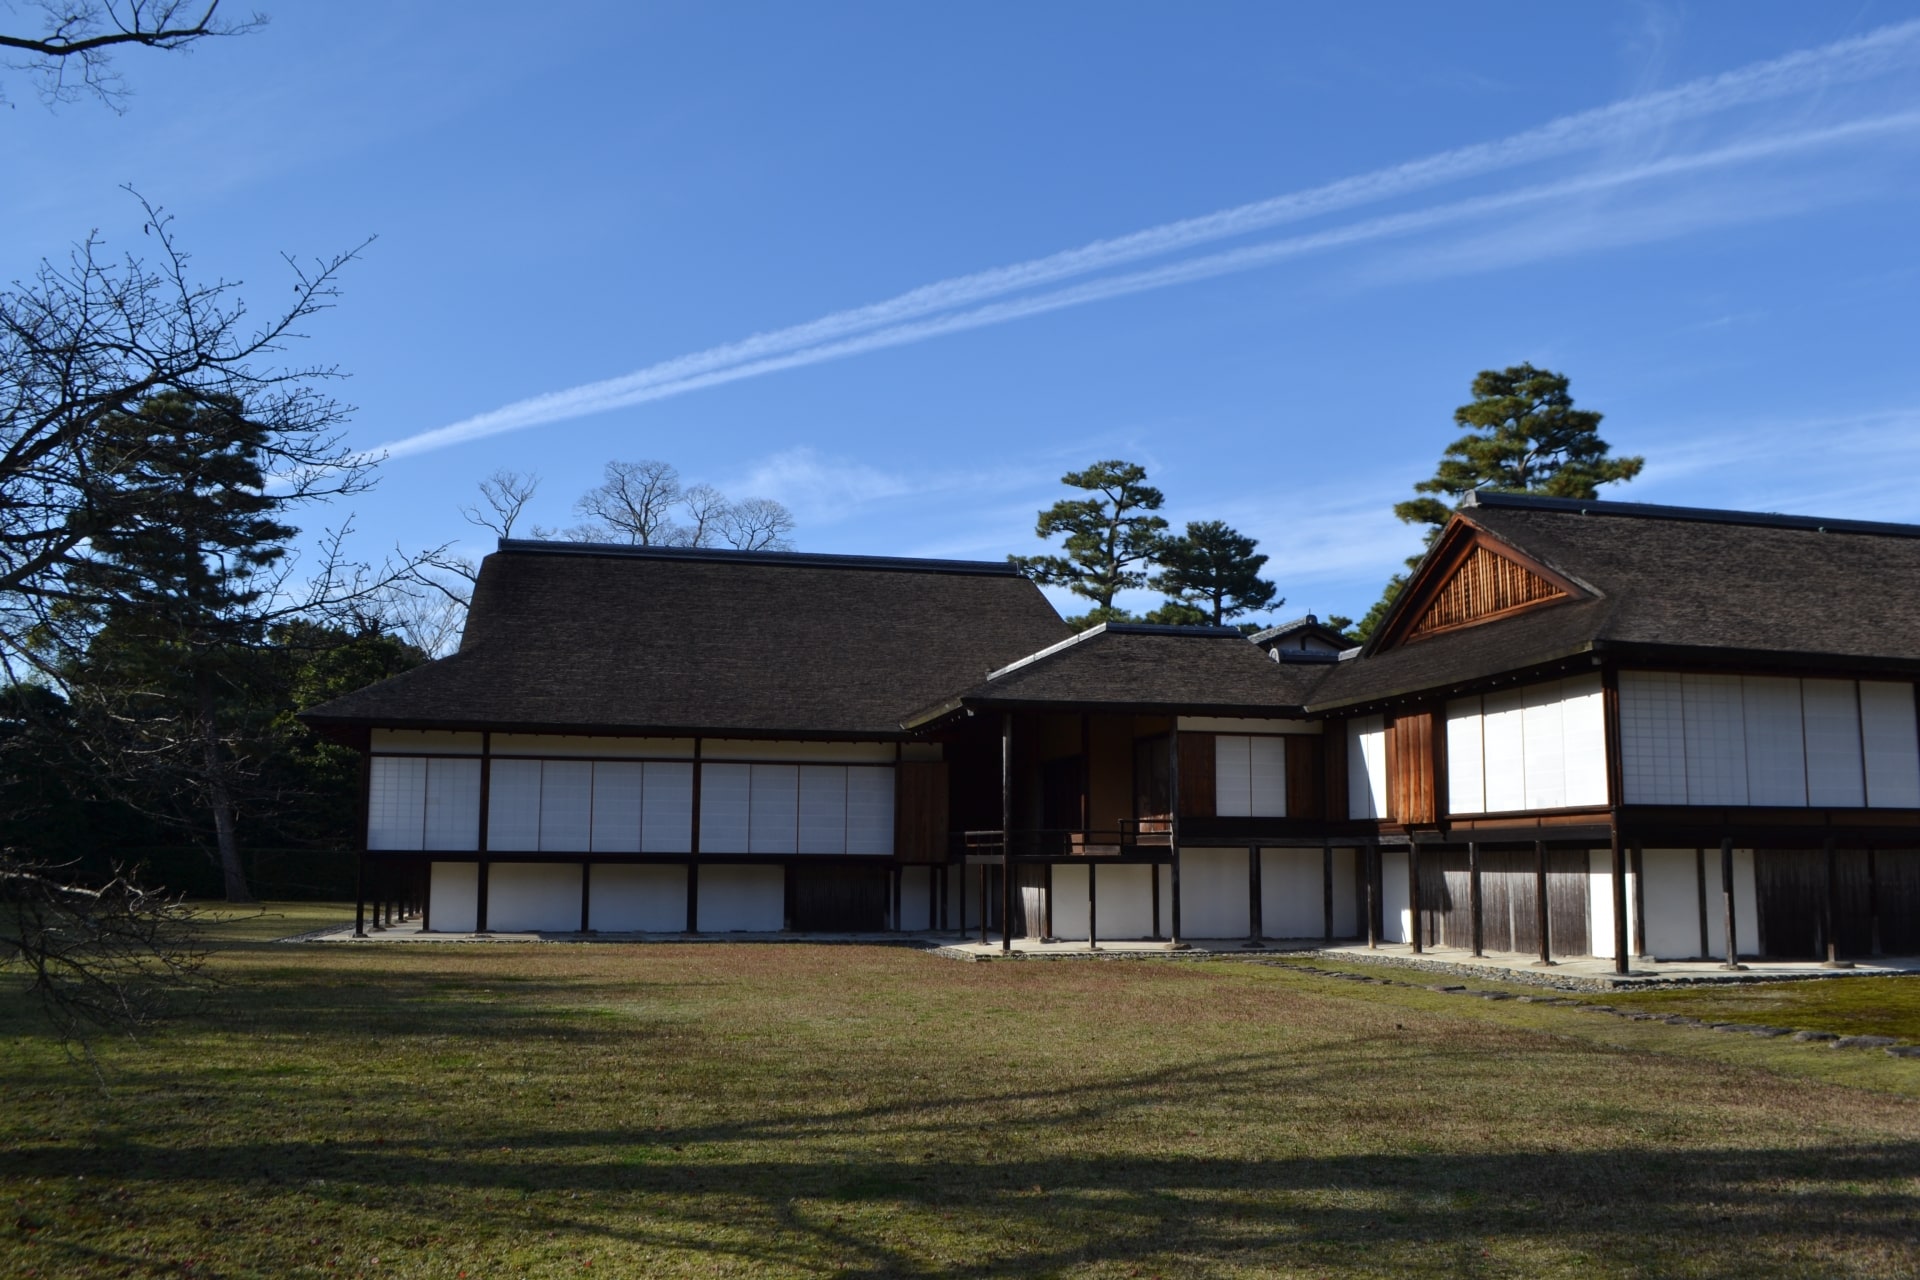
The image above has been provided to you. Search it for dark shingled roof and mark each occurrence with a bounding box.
[302,542,1071,737]
[1308,492,1920,711]
[906,624,1322,725]
[1248,615,1352,650]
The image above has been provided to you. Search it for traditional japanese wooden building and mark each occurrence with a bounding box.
[303,491,1920,972]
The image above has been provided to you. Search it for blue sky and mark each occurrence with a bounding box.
[6,2,1919,625]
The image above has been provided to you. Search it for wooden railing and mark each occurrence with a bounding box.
[958,816,1174,859]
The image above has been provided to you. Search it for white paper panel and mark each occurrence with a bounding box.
[1445,698,1485,816]
[1250,737,1287,817]
[748,764,798,853]
[702,739,895,762]
[1639,848,1701,960]
[1481,690,1527,813]
[1260,848,1323,938]
[1522,685,1567,810]
[698,763,751,853]
[590,762,643,853]
[423,758,481,850]
[1347,716,1386,819]
[1378,849,1411,944]
[1860,681,1920,808]
[371,729,482,755]
[642,762,694,852]
[1683,674,1749,805]
[797,765,848,853]
[486,759,542,852]
[538,761,593,852]
[589,863,687,932]
[1560,676,1608,807]
[1619,671,1688,804]
[491,734,693,758]
[1177,848,1250,939]
[1802,679,1865,807]
[367,756,426,850]
[1742,677,1807,807]
[846,766,895,855]
[1213,735,1251,818]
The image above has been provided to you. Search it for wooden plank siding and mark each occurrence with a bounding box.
[1755,849,1874,958]
[1286,736,1324,820]
[1388,711,1438,825]
[1323,718,1349,820]
[1407,543,1566,640]
[1417,848,1591,955]
[894,761,949,863]
[1178,732,1216,819]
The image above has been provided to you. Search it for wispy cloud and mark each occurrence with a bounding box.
[372,20,1920,461]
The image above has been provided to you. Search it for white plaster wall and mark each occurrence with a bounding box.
[1701,848,1760,961]
[428,861,478,932]
[899,866,934,930]
[491,734,694,758]
[1261,849,1324,938]
[1380,849,1411,943]
[488,862,584,933]
[696,865,785,932]
[372,729,482,754]
[1178,848,1252,939]
[1050,863,1159,941]
[589,864,688,932]
[702,739,895,762]
[1640,848,1701,960]
[1587,849,1643,961]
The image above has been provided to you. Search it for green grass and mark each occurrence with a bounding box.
[3,917,1920,1278]
[1600,975,1920,1041]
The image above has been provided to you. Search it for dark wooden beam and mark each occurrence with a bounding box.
[1321,841,1333,943]
[1532,839,1553,967]
[1167,723,1185,950]
[1408,839,1424,954]
[579,860,592,934]
[1868,844,1882,957]
[1610,827,1629,975]
[1088,859,1099,951]
[1822,835,1853,968]
[475,857,491,935]
[1468,841,1483,957]
[1001,712,1014,954]
[353,851,367,939]
[1245,846,1263,948]
[1695,846,1709,959]
[1365,845,1378,949]
[1630,839,1648,959]
[685,862,698,935]
[1719,836,1745,970]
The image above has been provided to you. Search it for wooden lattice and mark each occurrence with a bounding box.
[1409,544,1564,638]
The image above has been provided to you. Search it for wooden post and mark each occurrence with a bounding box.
[1150,861,1163,941]
[1167,724,1185,950]
[1695,846,1709,959]
[475,857,491,935]
[1822,836,1853,968]
[1364,845,1378,948]
[1043,863,1055,943]
[978,864,989,946]
[579,860,592,934]
[1867,844,1882,957]
[685,861,698,934]
[1630,839,1648,959]
[892,864,903,933]
[1322,841,1334,942]
[420,859,432,933]
[353,852,367,938]
[1408,840,1423,953]
[1468,841,1483,958]
[1245,846,1263,948]
[1087,860,1098,951]
[1719,836,1745,970]
[1532,840,1553,967]
[1609,828,1629,976]
[1000,712,1014,954]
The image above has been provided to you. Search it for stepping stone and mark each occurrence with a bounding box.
[1744,1026,1793,1038]
[1710,1023,1753,1033]
[1832,1035,1899,1051]
[1429,984,1466,992]
[1792,1030,1838,1043]
[1887,1045,1920,1060]
[1578,1005,1616,1014]
[1627,1012,1661,1021]
[1663,1016,1703,1026]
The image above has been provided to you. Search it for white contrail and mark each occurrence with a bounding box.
[376,21,1920,460]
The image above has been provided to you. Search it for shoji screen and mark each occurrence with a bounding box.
[1742,677,1807,807]
[1481,690,1527,812]
[1445,701,1485,815]
[1803,680,1866,807]
[699,763,752,852]
[1213,735,1286,817]
[486,759,543,851]
[367,757,427,849]
[1861,682,1920,807]
[1445,675,1606,814]
[590,762,644,853]
[1682,674,1749,805]
[846,767,895,854]
[1619,672,1688,804]
[641,763,694,852]
[797,766,849,854]
[538,760,593,852]
[423,758,482,849]
[697,761,895,855]
[1347,717,1387,819]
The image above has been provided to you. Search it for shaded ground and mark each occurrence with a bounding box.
[3,907,1918,1277]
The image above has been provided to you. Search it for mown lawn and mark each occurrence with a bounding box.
[4,909,1919,1278]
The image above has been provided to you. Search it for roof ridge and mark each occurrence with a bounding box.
[982,622,1246,683]
[1462,491,1920,539]
[494,539,1023,575]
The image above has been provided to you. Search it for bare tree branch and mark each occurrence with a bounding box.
[721,496,796,551]
[461,469,539,540]
[575,459,686,546]
[1,2,265,111]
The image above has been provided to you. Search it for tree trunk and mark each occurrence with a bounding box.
[196,673,253,904]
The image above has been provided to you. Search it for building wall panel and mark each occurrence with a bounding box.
[1742,677,1808,807]
[1860,681,1920,807]
[427,861,479,932]
[696,865,785,931]
[1701,848,1760,961]
[589,762,643,853]
[1380,849,1411,944]
[1682,675,1750,805]
[1348,717,1388,819]
[367,757,427,850]
[1804,679,1867,806]
[1620,672,1689,804]
[1481,691,1528,812]
[642,763,695,853]
[588,864,688,932]
[488,862,583,933]
[1178,847,1251,939]
[1261,848,1325,938]
[1521,689,1567,810]
[487,759,542,851]
[1639,848,1702,960]
[1446,702,1486,816]
[538,761,593,852]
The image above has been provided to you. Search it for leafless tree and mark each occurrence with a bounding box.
[574,459,687,546]
[1,1,263,111]
[462,469,540,540]
[722,496,798,551]
[678,483,730,548]
[0,853,205,1069]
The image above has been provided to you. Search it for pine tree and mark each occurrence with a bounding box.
[1010,460,1169,627]
[1355,365,1641,642]
[1149,520,1280,626]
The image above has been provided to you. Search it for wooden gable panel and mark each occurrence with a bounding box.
[1285,735,1324,820]
[1409,543,1565,640]
[1388,712,1437,825]
[894,762,949,863]
[1178,732,1216,818]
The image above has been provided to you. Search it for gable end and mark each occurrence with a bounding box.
[1369,518,1590,654]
